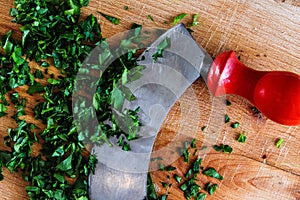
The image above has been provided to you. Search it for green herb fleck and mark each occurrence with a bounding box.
[161,194,168,200]
[237,133,247,143]
[147,173,158,199]
[173,13,188,25]
[159,163,166,171]
[174,174,182,183]
[0,103,7,118]
[205,183,218,195]
[180,178,201,199]
[0,151,11,180]
[191,138,197,148]
[152,37,170,62]
[276,138,284,148]
[161,182,168,188]
[147,15,155,22]
[181,144,190,163]
[225,114,230,123]
[34,69,44,79]
[201,126,207,131]
[226,99,232,106]
[27,82,44,95]
[203,167,224,180]
[231,122,240,129]
[213,144,233,153]
[124,6,129,10]
[191,14,199,26]
[196,193,207,200]
[192,158,202,173]
[185,168,193,178]
[98,12,120,25]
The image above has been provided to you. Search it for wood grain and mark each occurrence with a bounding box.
[0,0,299,199]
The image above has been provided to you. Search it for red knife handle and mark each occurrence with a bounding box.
[208,51,300,126]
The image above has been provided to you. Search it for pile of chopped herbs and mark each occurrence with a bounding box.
[0,0,142,199]
[146,139,225,200]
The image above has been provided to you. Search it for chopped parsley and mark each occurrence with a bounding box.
[98,12,120,25]
[225,114,230,123]
[237,133,247,143]
[276,138,284,148]
[231,122,240,129]
[226,99,232,106]
[213,144,233,153]
[196,193,207,200]
[191,14,199,27]
[205,183,218,195]
[203,168,224,180]
[172,13,188,25]
[148,14,155,22]
[152,37,170,62]
[201,126,207,131]
[0,0,145,199]
[174,174,182,183]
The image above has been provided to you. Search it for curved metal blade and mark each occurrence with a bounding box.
[89,23,213,200]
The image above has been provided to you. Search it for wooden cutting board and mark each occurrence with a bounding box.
[0,0,300,199]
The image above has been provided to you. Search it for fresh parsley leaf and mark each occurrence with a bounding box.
[191,138,197,148]
[0,151,11,180]
[196,193,207,200]
[2,30,14,54]
[185,168,193,178]
[147,15,155,22]
[174,174,182,183]
[159,163,166,171]
[147,173,158,199]
[191,14,199,26]
[152,37,170,62]
[98,12,120,25]
[213,144,233,153]
[231,122,240,129]
[122,142,131,151]
[201,126,207,131]
[203,167,224,180]
[27,82,44,95]
[34,69,44,79]
[56,153,73,171]
[180,182,188,191]
[161,195,168,200]
[226,99,232,106]
[225,114,230,123]
[111,87,125,110]
[161,182,168,188]
[0,103,7,117]
[192,158,202,173]
[180,178,201,199]
[182,147,190,163]
[172,13,188,25]
[166,166,176,172]
[205,183,218,195]
[276,138,284,148]
[237,133,247,143]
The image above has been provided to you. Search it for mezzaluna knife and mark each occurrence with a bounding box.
[80,23,300,200]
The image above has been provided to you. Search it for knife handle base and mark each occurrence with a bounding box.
[207,51,300,126]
